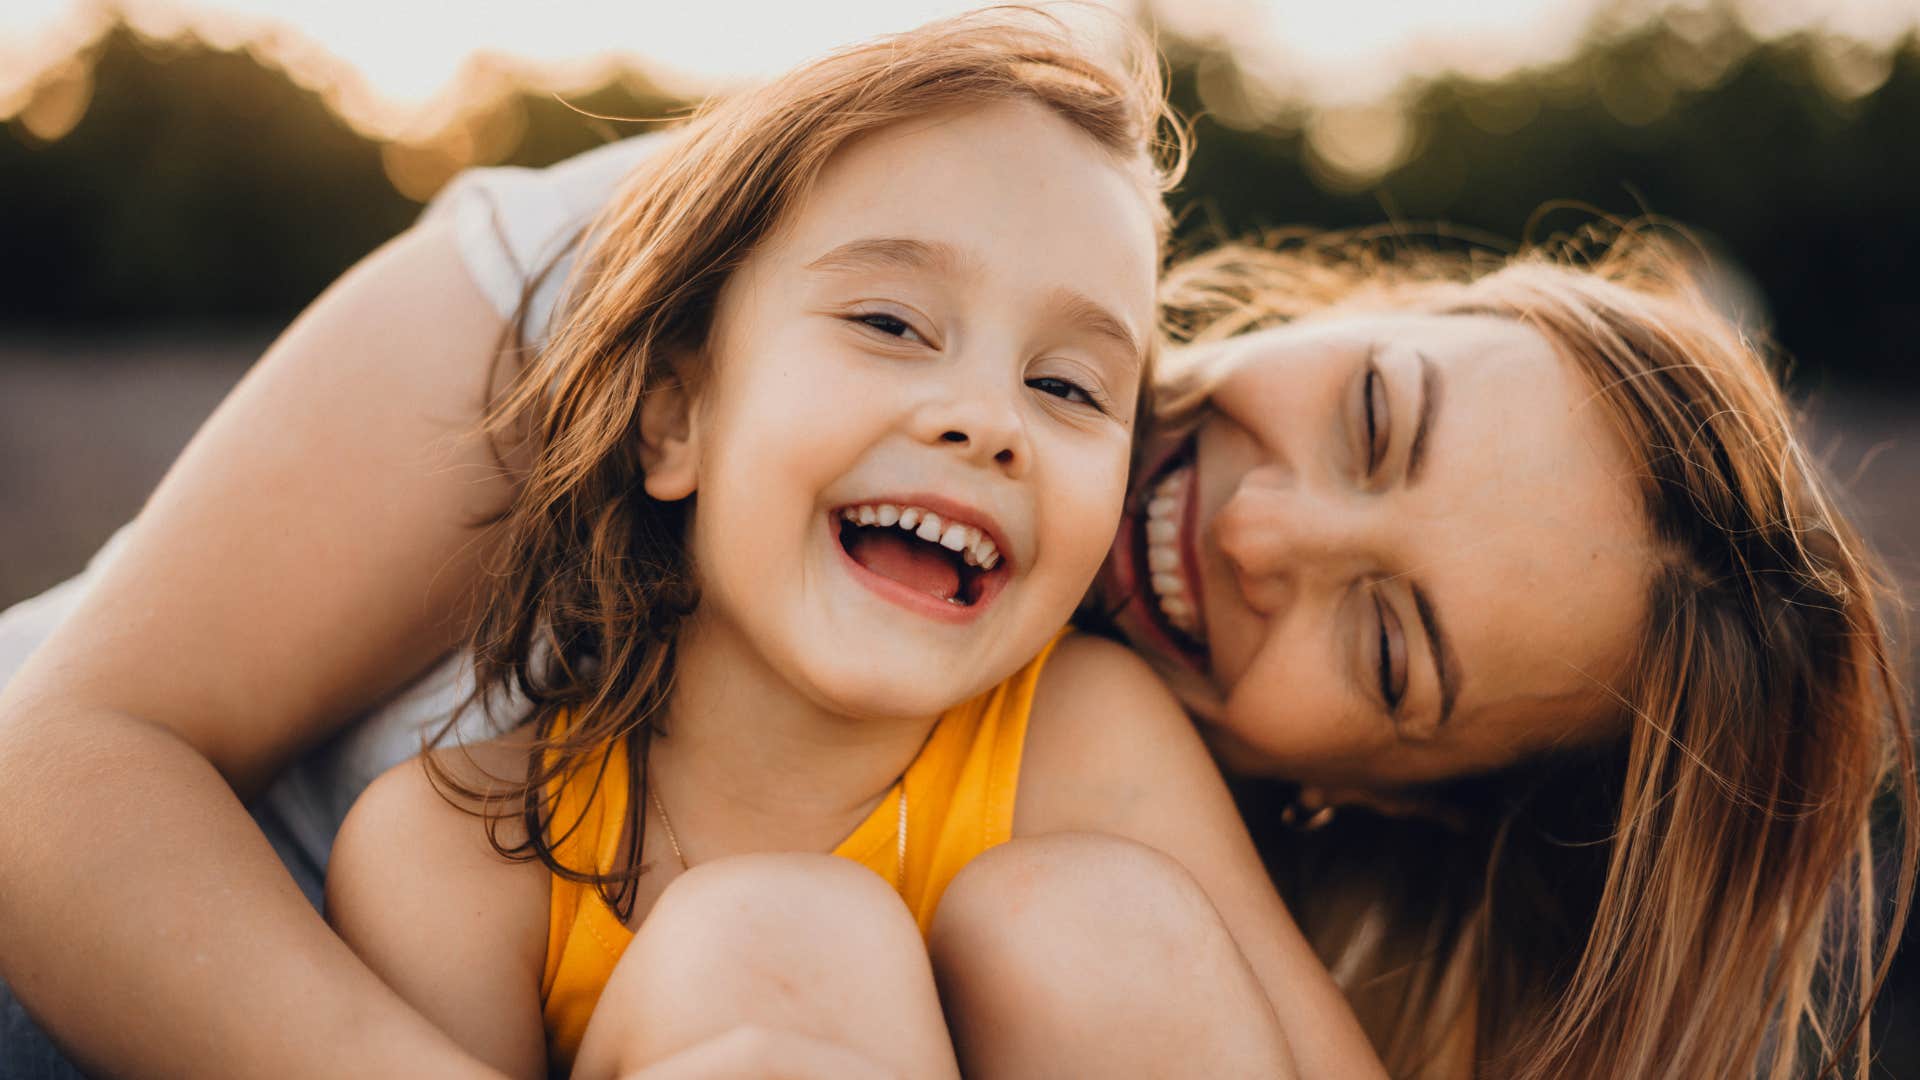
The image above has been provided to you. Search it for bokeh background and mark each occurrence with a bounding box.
[2,0,1916,1070]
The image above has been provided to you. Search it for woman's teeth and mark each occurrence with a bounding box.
[839,503,1001,568]
[1144,467,1201,635]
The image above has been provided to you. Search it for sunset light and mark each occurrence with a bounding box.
[2,0,1916,193]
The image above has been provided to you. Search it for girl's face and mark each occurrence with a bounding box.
[1097,311,1652,791]
[665,99,1157,720]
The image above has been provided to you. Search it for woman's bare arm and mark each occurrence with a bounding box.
[1015,634,1388,1079]
[0,218,521,1078]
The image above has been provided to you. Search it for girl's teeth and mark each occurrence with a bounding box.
[1147,519,1178,543]
[839,503,1003,572]
[1148,546,1180,572]
[1147,496,1179,519]
[1152,572,1186,598]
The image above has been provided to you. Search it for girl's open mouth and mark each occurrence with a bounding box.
[833,500,1011,620]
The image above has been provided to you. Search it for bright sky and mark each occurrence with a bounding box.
[2,0,1915,130]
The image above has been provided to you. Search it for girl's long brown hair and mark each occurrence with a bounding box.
[1161,227,1917,1079]
[426,7,1186,919]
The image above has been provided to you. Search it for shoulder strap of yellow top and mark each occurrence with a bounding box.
[538,725,631,998]
[889,630,1064,931]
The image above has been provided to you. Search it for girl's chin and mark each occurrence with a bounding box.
[800,661,981,721]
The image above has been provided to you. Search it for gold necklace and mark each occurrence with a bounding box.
[646,762,908,890]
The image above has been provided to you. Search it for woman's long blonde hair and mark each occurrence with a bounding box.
[429,6,1186,918]
[1162,227,1917,1079]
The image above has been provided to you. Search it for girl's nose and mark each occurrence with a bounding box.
[915,376,1031,478]
[1211,467,1376,613]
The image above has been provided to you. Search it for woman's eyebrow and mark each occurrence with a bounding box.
[803,235,961,276]
[1409,352,1442,483]
[1412,582,1461,727]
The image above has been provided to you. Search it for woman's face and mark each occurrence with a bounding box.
[1097,310,1651,791]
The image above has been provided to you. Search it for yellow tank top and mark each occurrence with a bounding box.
[539,636,1059,1072]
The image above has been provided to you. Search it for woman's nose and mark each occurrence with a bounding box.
[1211,467,1375,612]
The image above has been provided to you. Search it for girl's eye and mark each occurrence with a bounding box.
[1364,366,1390,474]
[852,313,924,344]
[1028,376,1107,413]
[1372,590,1408,711]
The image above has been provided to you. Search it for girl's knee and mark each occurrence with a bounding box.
[931,833,1217,967]
[639,853,919,970]
[582,855,950,1078]
[930,835,1289,1076]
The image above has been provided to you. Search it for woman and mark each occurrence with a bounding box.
[0,133,1909,1077]
[1104,236,1918,1077]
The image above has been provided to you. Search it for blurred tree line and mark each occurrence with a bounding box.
[0,10,1914,388]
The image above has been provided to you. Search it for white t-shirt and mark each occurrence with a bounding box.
[420,132,668,347]
[0,134,667,896]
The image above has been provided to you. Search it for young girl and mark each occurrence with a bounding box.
[323,13,1377,1079]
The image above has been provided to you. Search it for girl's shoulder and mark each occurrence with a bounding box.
[325,730,553,1074]
[1027,630,1190,737]
[1014,632,1214,834]
[329,728,551,894]
[325,730,552,1004]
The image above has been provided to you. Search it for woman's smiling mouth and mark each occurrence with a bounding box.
[1142,465,1204,637]
[1102,434,1211,673]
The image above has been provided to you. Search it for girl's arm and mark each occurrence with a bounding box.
[0,219,519,1078]
[1014,633,1388,1079]
[326,740,552,1079]
[329,744,921,1080]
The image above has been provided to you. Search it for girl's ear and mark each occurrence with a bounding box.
[639,376,702,501]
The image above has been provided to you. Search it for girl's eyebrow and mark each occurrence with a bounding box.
[1048,287,1145,373]
[805,237,1143,371]
[804,235,960,276]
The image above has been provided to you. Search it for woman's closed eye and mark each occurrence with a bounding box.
[1371,588,1408,712]
[1363,363,1390,474]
